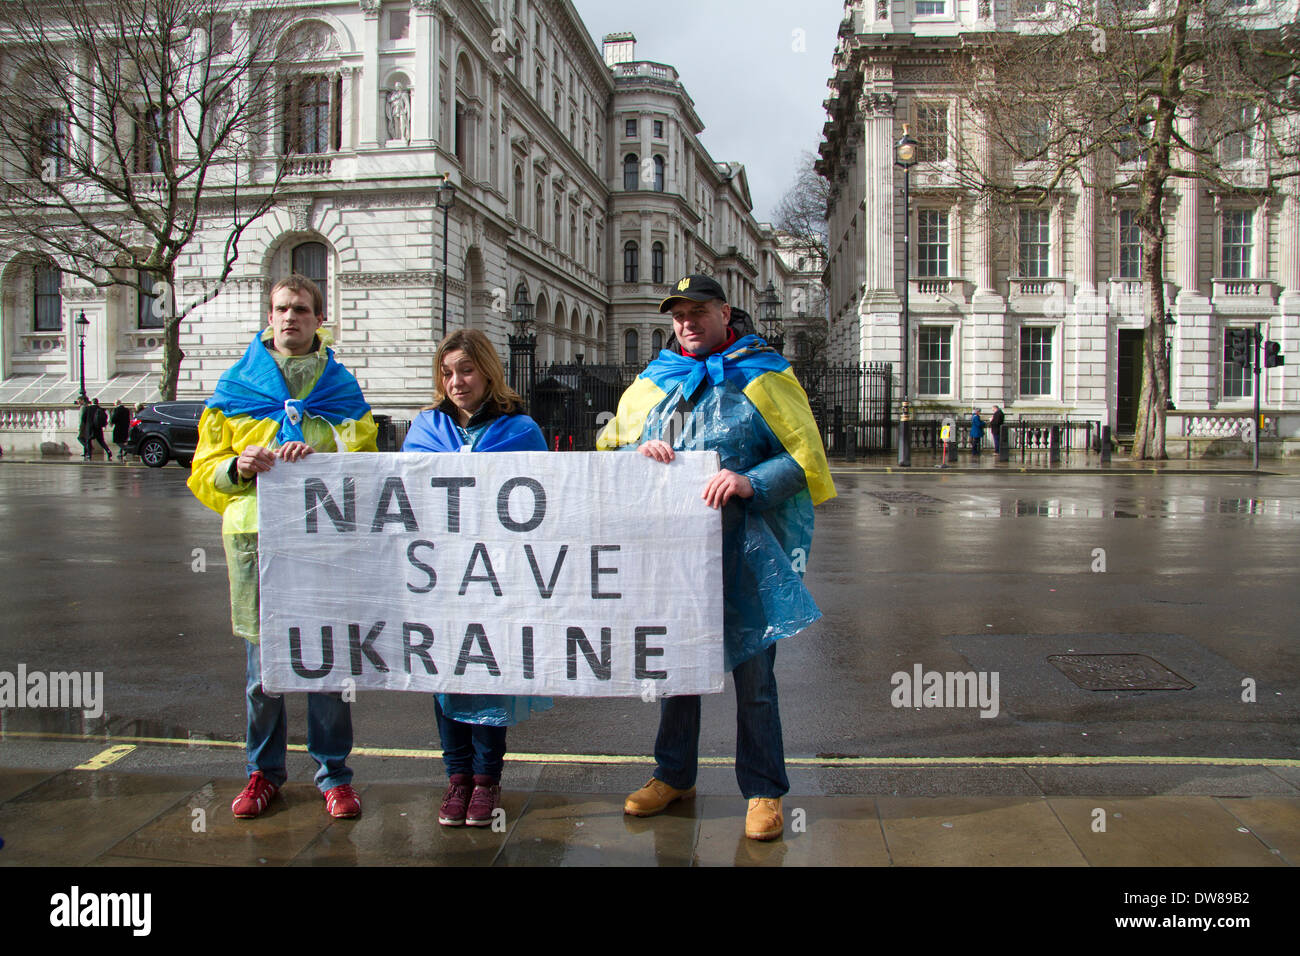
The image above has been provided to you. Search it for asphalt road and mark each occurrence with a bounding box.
[1,461,1297,769]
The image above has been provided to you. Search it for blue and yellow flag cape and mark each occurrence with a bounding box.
[207,333,371,446]
[597,335,835,506]
[403,407,546,453]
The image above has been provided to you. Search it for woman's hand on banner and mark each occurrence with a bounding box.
[638,439,675,463]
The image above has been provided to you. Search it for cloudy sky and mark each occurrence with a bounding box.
[568,0,845,223]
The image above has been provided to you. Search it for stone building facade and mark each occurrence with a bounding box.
[817,0,1300,448]
[0,1,794,450]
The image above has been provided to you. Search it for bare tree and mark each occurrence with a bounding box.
[773,151,831,262]
[0,0,298,400]
[955,0,1299,458]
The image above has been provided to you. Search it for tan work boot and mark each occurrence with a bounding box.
[745,797,783,840]
[624,778,695,817]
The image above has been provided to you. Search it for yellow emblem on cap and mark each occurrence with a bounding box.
[676,277,691,291]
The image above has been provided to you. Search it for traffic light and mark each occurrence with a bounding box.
[1228,329,1251,367]
[1264,340,1285,368]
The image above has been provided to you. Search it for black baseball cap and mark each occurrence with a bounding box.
[659,274,727,313]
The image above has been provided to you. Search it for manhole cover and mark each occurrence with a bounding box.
[1048,654,1194,691]
[870,491,946,504]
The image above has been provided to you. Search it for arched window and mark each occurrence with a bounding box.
[653,155,665,192]
[624,329,638,365]
[535,67,543,102]
[138,271,164,329]
[570,214,577,257]
[623,153,638,191]
[651,329,664,352]
[291,241,328,317]
[535,185,544,235]
[33,264,61,331]
[513,166,524,220]
[553,197,561,246]
[623,241,638,283]
[652,242,665,283]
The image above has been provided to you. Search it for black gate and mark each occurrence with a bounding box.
[519,359,893,455]
[793,361,893,455]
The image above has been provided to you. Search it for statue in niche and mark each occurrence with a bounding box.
[385,80,412,143]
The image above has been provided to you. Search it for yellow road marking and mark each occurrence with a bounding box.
[4,731,1298,769]
[74,745,137,770]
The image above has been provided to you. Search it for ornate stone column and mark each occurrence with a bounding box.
[412,0,441,147]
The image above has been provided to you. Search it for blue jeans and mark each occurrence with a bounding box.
[245,640,353,793]
[435,699,507,779]
[653,643,788,799]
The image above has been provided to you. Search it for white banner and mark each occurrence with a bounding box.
[257,451,725,697]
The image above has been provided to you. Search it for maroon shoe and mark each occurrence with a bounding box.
[466,775,501,827]
[438,774,473,827]
[231,771,279,819]
[323,784,362,819]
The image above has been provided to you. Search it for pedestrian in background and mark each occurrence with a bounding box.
[401,328,551,828]
[990,405,1004,455]
[970,408,984,457]
[89,399,112,460]
[76,397,93,460]
[110,400,131,462]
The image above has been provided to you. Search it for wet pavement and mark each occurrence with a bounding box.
[1,457,1298,868]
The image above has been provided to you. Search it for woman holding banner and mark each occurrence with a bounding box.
[402,329,551,827]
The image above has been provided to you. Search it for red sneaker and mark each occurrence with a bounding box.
[438,774,473,827]
[466,775,501,827]
[323,784,362,819]
[231,772,279,819]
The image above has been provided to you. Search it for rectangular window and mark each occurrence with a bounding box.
[1018,208,1050,278]
[138,272,165,329]
[34,266,62,331]
[917,210,949,277]
[1019,327,1053,397]
[133,108,165,174]
[1014,110,1050,159]
[915,0,946,13]
[36,111,70,178]
[916,104,948,162]
[917,327,952,395]
[625,118,637,138]
[388,10,410,40]
[1223,329,1252,398]
[1118,209,1142,279]
[283,75,339,154]
[1222,104,1256,162]
[1221,209,1253,279]
[653,119,664,138]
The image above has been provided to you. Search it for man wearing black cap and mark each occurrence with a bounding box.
[597,274,834,841]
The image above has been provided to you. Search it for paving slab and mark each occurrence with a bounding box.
[693,795,889,867]
[1212,796,1300,865]
[495,793,698,866]
[290,783,525,866]
[1047,796,1289,866]
[0,770,206,866]
[877,796,1088,866]
[104,780,338,866]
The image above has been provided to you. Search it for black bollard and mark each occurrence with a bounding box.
[1100,425,1111,463]
[846,426,857,463]
[1049,426,1061,463]
[998,425,1010,462]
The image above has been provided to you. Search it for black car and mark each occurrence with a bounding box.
[125,401,205,468]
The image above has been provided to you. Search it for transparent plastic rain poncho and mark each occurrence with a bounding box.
[400,405,554,727]
[596,334,835,671]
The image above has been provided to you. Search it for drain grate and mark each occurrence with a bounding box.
[870,491,946,504]
[1048,653,1194,691]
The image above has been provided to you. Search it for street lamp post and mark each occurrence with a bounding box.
[75,310,90,401]
[1163,311,1177,411]
[508,285,536,403]
[895,125,919,467]
[759,280,784,355]
[434,174,457,339]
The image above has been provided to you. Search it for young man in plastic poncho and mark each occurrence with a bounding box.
[188,275,378,820]
[597,274,835,841]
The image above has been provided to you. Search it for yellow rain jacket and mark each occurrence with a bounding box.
[188,330,377,642]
